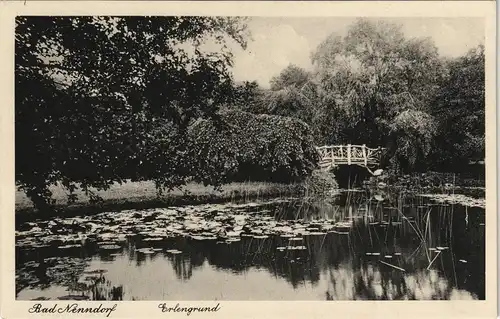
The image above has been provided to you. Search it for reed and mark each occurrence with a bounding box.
[15,181,305,221]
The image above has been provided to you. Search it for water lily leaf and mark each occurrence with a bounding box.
[58,244,81,249]
[226,231,241,237]
[135,248,155,254]
[98,241,117,246]
[191,235,217,241]
[166,249,182,254]
[143,237,164,242]
[100,244,121,250]
[252,235,269,239]
[286,246,307,250]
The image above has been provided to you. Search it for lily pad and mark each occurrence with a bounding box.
[143,237,164,242]
[286,246,307,250]
[191,235,217,241]
[226,231,242,237]
[252,235,269,239]
[58,244,81,249]
[98,241,117,246]
[100,244,121,250]
[166,249,182,255]
[135,248,155,254]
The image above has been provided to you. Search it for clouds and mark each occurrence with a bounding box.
[231,22,312,88]
[228,17,484,88]
[398,18,484,57]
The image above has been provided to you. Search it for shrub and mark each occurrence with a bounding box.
[302,170,339,196]
[187,110,319,185]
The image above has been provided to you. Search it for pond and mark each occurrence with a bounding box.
[15,189,485,301]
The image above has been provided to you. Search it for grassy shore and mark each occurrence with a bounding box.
[15,181,303,221]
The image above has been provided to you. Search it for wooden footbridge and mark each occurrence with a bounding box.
[316,145,384,174]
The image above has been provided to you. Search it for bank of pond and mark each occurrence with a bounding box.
[15,188,485,301]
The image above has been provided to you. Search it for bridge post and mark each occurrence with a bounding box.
[330,147,335,168]
[362,144,367,166]
[347,144,351,165]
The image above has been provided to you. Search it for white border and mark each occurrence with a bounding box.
[0,2,496,318]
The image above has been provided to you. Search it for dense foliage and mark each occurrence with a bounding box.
[430,45,485,170]
[241,19,485,174]
[187,110,319,185]
[16,16,250,210]
[16,17,485,211]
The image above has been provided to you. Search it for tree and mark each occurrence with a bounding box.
[187,109,319,184]
[256,65,322,133]
[430,45,485,169]
[230,80,266,113]
[269,64,311,91]
[15,16,249,211]
[389,110,438,171]
[309,18,444,169]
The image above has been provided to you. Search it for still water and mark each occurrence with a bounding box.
[16,190,485,301]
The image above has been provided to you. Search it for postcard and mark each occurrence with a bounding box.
[0,1,497,318]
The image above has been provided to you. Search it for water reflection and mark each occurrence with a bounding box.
[16,190,485,301]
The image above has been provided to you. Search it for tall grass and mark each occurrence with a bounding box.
[15,181,305,221]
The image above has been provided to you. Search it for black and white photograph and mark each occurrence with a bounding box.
[1,1,497,317]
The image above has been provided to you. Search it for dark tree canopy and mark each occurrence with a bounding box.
[431,45,485,169]
[269,64,311,91]
[187,109,319,185]
[310,19,444,148]
[16,16,249,210]
[16,17,485,211]
[242,19,484,173]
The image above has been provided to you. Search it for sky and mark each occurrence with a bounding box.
[225,17,485,88]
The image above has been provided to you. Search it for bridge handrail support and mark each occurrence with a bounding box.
[316,145,385,152]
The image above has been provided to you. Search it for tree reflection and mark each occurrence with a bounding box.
[326,263,475,300]
[16,191,485,300]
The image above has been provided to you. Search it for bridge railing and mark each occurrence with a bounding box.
[316,144,384,167]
